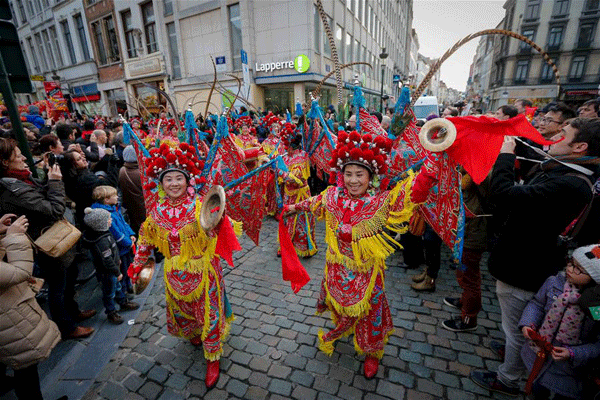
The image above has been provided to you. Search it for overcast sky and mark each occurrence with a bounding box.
[412,0,506,92]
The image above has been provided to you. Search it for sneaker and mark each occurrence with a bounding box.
[470,370,519,397]
[490,340,506,360]
[107,311,124,325]
[442,316,477,332]
[443,297,462,310]
[120,301,140,311]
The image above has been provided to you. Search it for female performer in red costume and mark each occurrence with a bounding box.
[128,140,234,389]
[284,129,438,378]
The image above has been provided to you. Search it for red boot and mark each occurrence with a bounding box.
[205,359,220,389]
[364,356,379,379]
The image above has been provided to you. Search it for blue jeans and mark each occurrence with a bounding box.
[99,273,127,314]
[496,280,535,388]
[120,251,133,292]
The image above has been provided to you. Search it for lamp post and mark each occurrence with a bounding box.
[379,48,388,113]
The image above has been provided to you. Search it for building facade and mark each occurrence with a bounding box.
[10,0,414,117]
[489,0,600,110]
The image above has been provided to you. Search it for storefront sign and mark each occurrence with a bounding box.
[30,75,44,81]
[71,83,100,103]
[255,54,310,73]
[126,56,163,78]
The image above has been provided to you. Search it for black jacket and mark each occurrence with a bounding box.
[488,153,595,292]
[82,229,120,276]
[0,177,65,240]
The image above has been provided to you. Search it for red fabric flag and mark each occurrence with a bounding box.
[278,217,310,293]
[215,215,242,267]
[445,114,558,184]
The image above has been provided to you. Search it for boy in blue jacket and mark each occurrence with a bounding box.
[91,185,136,294]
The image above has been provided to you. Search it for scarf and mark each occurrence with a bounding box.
[5,169,34,185]
[537,280,585,346]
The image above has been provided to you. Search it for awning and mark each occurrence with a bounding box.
[71,83,100,103]
[565,90,599,96]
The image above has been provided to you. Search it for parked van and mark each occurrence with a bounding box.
[413,96,439,120]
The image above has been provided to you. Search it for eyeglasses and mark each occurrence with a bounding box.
[540,117,562,125]
[567,259,589,276]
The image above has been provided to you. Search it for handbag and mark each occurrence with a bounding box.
[33,219,81,258]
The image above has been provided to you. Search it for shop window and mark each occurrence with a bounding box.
[142,1,158,54]
[61,20,77,65]
[229,3,242,70]
[122,10,137,58]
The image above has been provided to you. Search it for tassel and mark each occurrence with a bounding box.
[278,217,310,293]
[215,215,242,267]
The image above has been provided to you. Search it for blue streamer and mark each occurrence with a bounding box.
[198,115,229,190]
[123,122,150,158]
[395,86,411,115]
[223,155,288,192]
[308,100,335,156]
[286,109,291,123]
[295,101,303,117]
[353,85,365,132]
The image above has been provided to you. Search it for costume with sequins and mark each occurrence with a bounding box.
[293,173,422,358]
[280,149,317,257]
[132,192,233,361]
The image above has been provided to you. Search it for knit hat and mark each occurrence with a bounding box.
[84,207,111,232]
[123,145,137,163]
[572,244,600,283]
[28,105,40,115]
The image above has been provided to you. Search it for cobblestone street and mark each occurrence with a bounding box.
[66,217,509,400]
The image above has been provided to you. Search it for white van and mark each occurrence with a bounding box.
[413,96,440,120]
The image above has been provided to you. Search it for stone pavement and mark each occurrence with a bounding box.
[21,217,515,400]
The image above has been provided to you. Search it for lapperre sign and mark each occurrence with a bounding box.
[255,54,310,73]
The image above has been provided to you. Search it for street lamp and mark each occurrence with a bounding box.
[379,47,388,113]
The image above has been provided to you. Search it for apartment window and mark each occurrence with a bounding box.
[314,5,320,53]
[32,0,41,14]
[34,34,48,71]
[514,60,530,83]
[335,24,343,63]
[547,26,564,49]
[540,62,555,83]
[167,22,180,78]
[524,0,540,20]
[91,21,107,64]
[24,0,33,17]
[360,0,365,25]
[105,15,120,62]
[228,3,242,70]
[353,38,359,70]
[15,0,26,23]
[585,0,599,10]
[59,21,77,65]
[346,33,353,64]
[142,2,157,54]
[369,6,374,34]
[578,23,595,48]
[122,10,137,58]
[164,0,173,16]
[553,0,569,16]
[520,29,535,49]
[26,37,40,73]
[349,0,355,13]
[569,55,586,80]
[49,27,64,67]
[323,16,332,57]
[42,30,57,70]
[362,45,367,72]
[74,14,91,60]
[367,5,371,33]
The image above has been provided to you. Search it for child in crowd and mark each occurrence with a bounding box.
[91,185,136,294]
[82,207,139,324]
[519,244,600,399]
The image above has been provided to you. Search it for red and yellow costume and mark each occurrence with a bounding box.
[280,149,317,257]
[131,193,234,361]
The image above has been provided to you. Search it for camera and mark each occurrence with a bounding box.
[47,153,64,167]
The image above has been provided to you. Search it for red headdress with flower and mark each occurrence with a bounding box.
[262,112,280,127]
[142,141,206,191]
[329,130,393,175]
[235,116,253,129]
